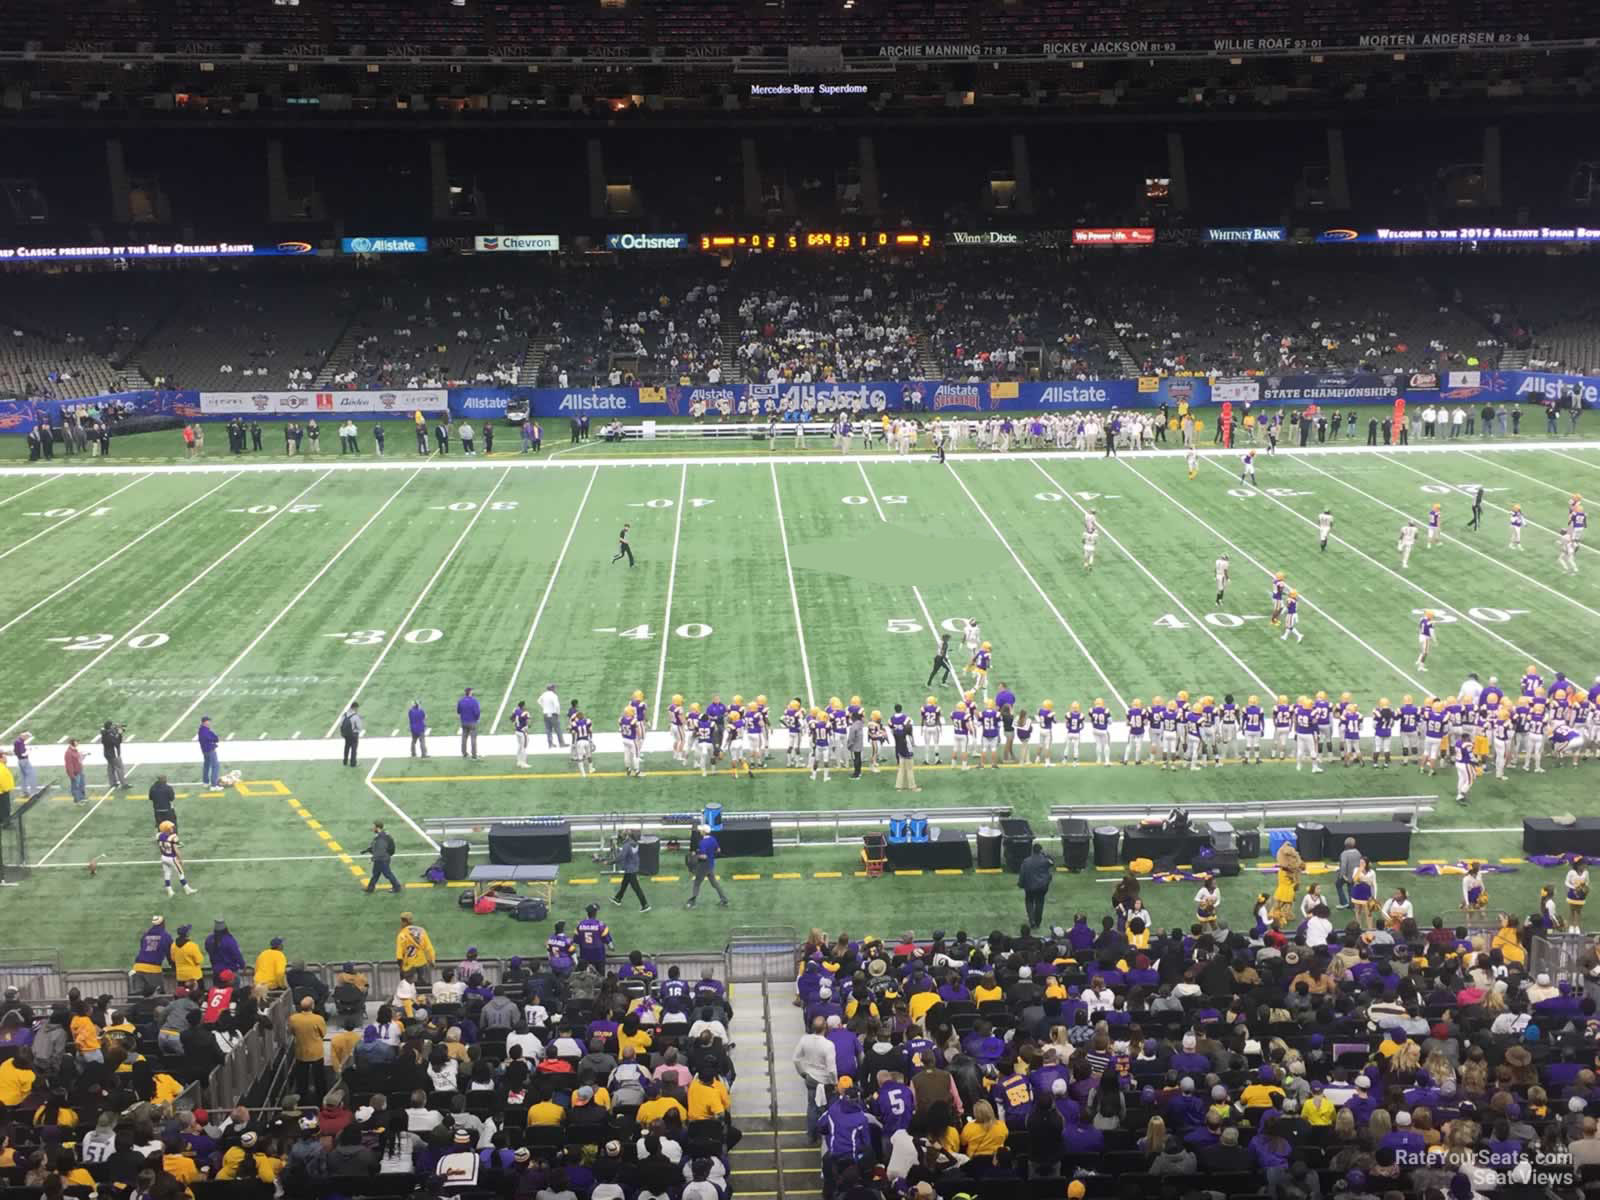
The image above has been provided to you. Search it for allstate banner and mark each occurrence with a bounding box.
[201,389,447,417]
[1441,370,1600,407]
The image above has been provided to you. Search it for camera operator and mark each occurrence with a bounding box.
[99,721,129,788]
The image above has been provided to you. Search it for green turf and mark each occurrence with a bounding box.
[2,439,1598,969]
[0,406,1588,467]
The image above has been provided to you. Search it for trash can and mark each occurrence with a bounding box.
[1093,825,1121,868]
[441,838,470,881]
[1206,820,1237,852]
[702,802,723,831]
[1001,818,1035,873]
[976,826,1003,870]
[1237,828,1262,858]
[1059,819,1091,871]
[636,835,661,877]
[1296,821,1326,862]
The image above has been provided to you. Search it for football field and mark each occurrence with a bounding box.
[2,437,1598,968]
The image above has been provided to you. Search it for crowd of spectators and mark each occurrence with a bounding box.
[4,254,1598,401]
[0,913,743,1199]
[789,894,1600,1200]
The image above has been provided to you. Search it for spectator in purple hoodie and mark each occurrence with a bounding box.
[197,718,221,789]
[458,688,481,759]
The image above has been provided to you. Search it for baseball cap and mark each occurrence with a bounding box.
[217,970,235,984]
[270,937,283,947]
[453,1128,473,1143]
[574,1086,595,1105]
[1354,1076,1371,1091]
[514,1147,532,1163]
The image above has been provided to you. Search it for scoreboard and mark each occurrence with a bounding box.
[699,231,933,252]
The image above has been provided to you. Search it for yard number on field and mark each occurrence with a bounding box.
[625,499,715,508]
[324,628,444,645]
[843,495,907,506]
[226,503,322,514]
[1034,491,1119,502]
[1153,613,1267,630]
[1228,487,1312,499]
[1419,484,1507,496]
[1409,607,1528,624]
[885,616,993,635]
[428,500,520,511]
[596,624,714,640]
[23,506,112,518]
[48,633,169,650]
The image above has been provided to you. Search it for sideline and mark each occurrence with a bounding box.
[1,439,1598,477]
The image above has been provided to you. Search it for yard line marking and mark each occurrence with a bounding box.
[1120,458,1427,693]
[0,476,62,510]
[1544,447,1600,476]
[1374,452,1600,621]
[34,767,136,867]
[856,461,942,650]
[492,465,600,732]
[3,438,1600,477]
[0,474,150,563]
[0,474,241,640]
[365,757,440,851]
[1261,456,1555,668]
[157,469,424,741]
[945,461,1126,707]
[770,462,816,708]
[35,849,438,870]
[651,464,689,730]
[0,475,332,740]
[1031,459,1276,695]
[326,467,511,733]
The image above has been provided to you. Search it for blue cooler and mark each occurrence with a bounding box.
[909,813,930,843]
[701,802,723,832]
[1267,828,1297,857]
[887,815,909,843]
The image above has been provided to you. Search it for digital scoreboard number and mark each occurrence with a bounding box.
[699,232,933,251]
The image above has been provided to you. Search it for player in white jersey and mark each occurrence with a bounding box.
[963,618,982,659]
[1214,554,1230,606]
[156,823,197,896]
[1317,508,1334,551]
[1508,504,1524,550]
[1560,527,1579,575]
[920,697,942,765]
[1398,520,1418,568]
[1084,509,1098,537]
[1416,611,1435,670]
[1082,528,1098,572]
[1186,446,1199,480]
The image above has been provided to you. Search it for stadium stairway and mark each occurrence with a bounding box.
[730,981,822,1200]
[519,336,552,385]
[720,314,745,383]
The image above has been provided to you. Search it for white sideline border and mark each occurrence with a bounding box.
[0,438,1597,477]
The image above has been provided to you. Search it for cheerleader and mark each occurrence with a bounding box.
[1194,876,1221,931]
[1014,708,1034,764]
[1566,856,1590,933]
[1300,883,1326,922]
[1381,887,1414,930]
[1252,893,1273,936]
[1461,862,1488,912]
[1350,858,1377,930]
[1539,885,1560,930]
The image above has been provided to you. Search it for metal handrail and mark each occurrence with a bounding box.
[424,803,1014,851]
[1049,795,1435,829]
